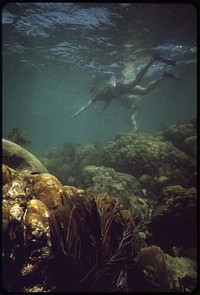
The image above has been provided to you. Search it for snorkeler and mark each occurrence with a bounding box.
[71,54,176,118]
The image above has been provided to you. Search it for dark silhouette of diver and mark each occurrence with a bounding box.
[71,54,177,118]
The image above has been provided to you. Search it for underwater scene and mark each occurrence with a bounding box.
[2,2,198,293]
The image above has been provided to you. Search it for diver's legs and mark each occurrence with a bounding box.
[134,58,155,84]
[127,97,142,132]
[122,58,155,92]
[132,52,177,86]
[129,110,139,132]
[131,75,163,95]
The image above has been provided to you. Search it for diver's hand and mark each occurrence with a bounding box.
[71,113,77,118]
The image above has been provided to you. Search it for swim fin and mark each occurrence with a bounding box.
[152,53,176,66]
[163,71,186,81]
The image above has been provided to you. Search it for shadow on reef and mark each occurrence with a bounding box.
[2,118,197,292]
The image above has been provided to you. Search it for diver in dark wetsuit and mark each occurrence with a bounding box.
[71,54,176,118]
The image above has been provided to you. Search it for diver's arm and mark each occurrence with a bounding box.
[71,98,94,118]
[98,100,111,114]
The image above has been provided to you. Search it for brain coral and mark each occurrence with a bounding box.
[82,165,143,197]
[100,133,195,186]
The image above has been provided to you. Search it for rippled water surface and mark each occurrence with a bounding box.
[2,2,197,155]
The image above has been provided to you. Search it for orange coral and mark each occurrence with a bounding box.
[31,173,63,210]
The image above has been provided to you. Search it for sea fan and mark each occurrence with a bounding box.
[49,192,140,292]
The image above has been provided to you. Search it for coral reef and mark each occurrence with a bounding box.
[148,185,197,249]
[2,119,197,292]
[138,174,167,202]
[2,164,17,185]
[2,167,62,292]
[30,173,63,210]
[134,245,169,292]
[81,165,150,233]
[40,142,101,185]
[3,139,48,173]
[2,167,142,292]
[165,254,197,292]
[74,143,101,170]
[82,165,144,197]
[39,119,196,190]
[100,132,195,187]
[162,118,197,159]
[24,199,50,242]
[2,163,197,292]
[41,142,78,185]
